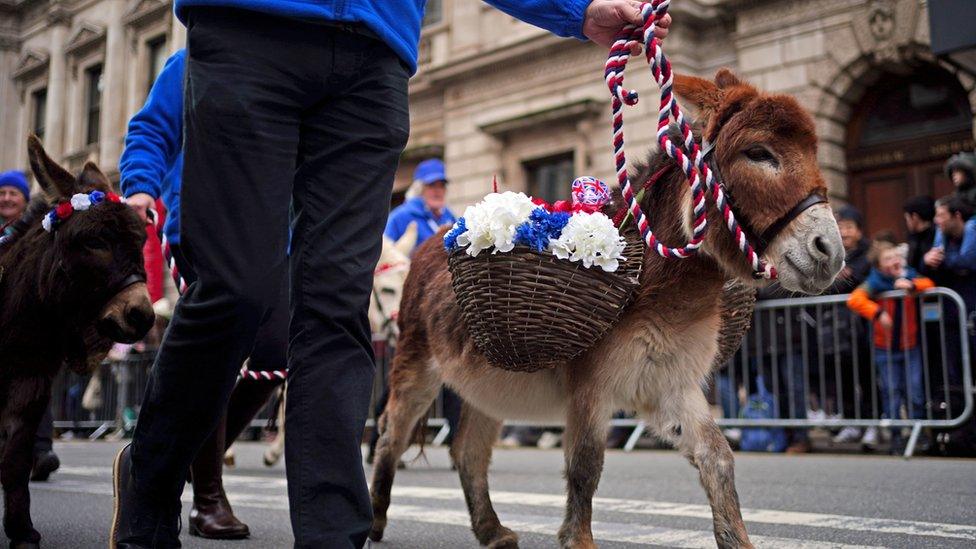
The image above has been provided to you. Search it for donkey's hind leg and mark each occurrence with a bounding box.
[451,403,515,548]
[368,351,440,542]
[1,376,51,549]
[650,385,752,549]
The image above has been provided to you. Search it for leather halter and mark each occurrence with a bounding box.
[700,140,827,257]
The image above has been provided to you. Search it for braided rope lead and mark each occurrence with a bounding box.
[606,0,775,279]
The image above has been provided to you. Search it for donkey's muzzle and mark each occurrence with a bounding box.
[97,282,154,343]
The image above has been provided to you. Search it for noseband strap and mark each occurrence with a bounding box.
[112,273,146,295]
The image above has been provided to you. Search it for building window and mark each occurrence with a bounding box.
[524,152,575,203]
[85,64,103,146]
[31,88,47,142]
[423,0,442,27]
[146,36,167,93]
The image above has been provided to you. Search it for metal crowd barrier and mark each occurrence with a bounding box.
[49,289,974,458]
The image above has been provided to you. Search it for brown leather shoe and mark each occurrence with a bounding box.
[188,415,249,540]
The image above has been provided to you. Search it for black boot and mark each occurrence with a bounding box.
[30,450,60,482]
[188,415,249,539]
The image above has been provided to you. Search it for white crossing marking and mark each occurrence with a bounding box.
[53,466,976,543]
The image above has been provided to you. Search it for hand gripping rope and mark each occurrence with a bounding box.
[606,0,776,279]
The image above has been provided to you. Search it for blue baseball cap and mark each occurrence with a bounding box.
[0,170,29,201]
[413,159,448,185]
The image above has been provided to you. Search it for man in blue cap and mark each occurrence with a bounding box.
[0,170,30,238]
[385,159,455,249]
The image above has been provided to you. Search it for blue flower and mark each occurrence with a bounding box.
[443,217,467,251]
[89,190,105,204]
[513,209,572,252]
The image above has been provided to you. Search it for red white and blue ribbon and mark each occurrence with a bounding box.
[605,0,775,279]
[42,191,121,232]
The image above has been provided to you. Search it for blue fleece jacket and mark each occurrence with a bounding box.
[119,49,185,245]
[385,196,456,250]
[174,0,591,74]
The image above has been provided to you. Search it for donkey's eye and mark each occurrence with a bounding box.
[744,146,778,166]
[381,287,397,295]
[85,238,110,251]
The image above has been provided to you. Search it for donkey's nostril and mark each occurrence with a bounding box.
[813,236,829,257]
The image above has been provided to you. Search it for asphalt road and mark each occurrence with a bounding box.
[20,441,976,548]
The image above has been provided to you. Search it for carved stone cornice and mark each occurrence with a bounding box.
[124,0,170,29]
[64,21,105,57]
[12,47,48,80]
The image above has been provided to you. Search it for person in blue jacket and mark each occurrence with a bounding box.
[118,48,286,541]
[112,2,671,548]
[385,159,456,248]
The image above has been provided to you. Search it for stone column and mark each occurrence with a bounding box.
[99,0,126,170]
[43,7,71,162]
[170,8,186,53]
[0,30,20,169]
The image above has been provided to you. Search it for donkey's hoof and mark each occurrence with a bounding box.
[10,541,40,549]
[368,518,386,542]
[486,527,519,549]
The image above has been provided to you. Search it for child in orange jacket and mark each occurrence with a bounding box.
[848,240,934,451]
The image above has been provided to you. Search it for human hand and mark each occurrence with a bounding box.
[878,311,893,331]
[125,193,155,224]
[924,247,944,268]
[893,278,914,291]
[583,0,672,53]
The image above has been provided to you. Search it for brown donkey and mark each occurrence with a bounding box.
[369,69,845,549]
[0,137,154,549]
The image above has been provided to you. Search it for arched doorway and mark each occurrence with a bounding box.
[846,65,974,239]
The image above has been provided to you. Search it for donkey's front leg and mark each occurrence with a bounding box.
[558,386,612,549]
[662,388,752,549]
[1,376,51,549]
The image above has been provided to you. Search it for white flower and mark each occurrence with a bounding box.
[41,215,52,232]
[70,193,92,211]
[455,192,537,257]
[549,212,626,272]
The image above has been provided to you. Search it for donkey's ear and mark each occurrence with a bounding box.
[79,161,111,193]
[714,68,743,89]
[673,74,722,115]
[395,222,418,256]
[27,134,75,200]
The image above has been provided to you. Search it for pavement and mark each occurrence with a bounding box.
[21,441,976,548]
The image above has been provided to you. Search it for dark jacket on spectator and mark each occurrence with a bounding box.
[826,238,871,295]
[907,225,937,273]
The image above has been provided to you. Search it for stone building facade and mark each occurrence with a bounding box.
[2,0,974,238]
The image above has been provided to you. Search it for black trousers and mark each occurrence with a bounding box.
[130,8,409,548]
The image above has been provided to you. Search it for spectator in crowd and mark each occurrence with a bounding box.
[0,170,29,237]
[945,151,976,209]
[923,195,976,386]
[1,170,63,478]
[119,48,285,540]
[385,158,456,247]
[815,205,877,448]
[903,195,936,272]
[848,239,934,453]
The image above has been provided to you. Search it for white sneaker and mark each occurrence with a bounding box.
[807,409,827,422]
[498,435,522,448]
[724,428,742,443]
[861,427,879,450]
[537,431,562,449]
[832,426,861,443]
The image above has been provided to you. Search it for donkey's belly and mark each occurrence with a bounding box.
[436,360,570,423]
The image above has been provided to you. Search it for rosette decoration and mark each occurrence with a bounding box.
[444,177,643,373]
[444,182,626,273]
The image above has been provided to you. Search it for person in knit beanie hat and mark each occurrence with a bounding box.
[0,170,30,236]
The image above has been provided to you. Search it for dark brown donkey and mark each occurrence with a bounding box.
[369,69,846,549]
[0,136,154,549]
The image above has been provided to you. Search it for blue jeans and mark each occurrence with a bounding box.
[874,347,925,421]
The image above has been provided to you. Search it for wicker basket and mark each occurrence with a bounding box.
[448,231,643,372]
[711,279,757,369]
